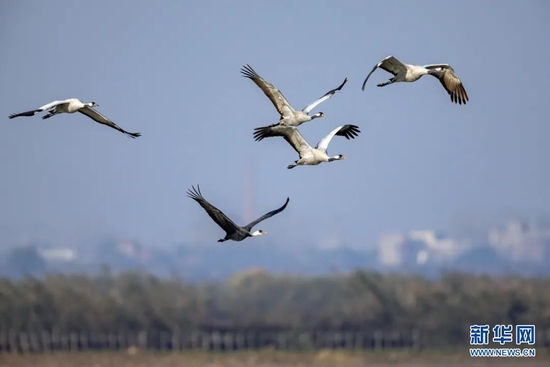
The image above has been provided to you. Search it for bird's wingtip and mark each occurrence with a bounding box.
[125,131,141,139]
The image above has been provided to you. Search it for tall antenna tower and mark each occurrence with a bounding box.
[244,158,255,223]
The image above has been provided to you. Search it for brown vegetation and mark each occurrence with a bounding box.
[0,268,549,349]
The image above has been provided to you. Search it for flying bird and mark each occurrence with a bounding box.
[253,124,360,169]
[361,55,469,105]
[241,64,347,127]
[187,185,290,242]
[9,98,141,138]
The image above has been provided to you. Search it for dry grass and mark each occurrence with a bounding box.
[0,348,549,367]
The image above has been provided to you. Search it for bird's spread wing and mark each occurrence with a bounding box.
[424,64,469,105]
[78,107,141,138]
[301,77,348,114]
[361,55,407,91]
[187,185,240,235]
[244,197,290,231]
[241,64,295,118]
[253,125,311,155]
[38,100,71,111]
[315,124,361,153]
[8,100,69,119]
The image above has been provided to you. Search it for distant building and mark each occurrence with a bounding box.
[378,233,406,266]
[377,230,470,267]
[37,248,77,262]
[117,240,151,262]
[488,220,549,263]
[377,219,550,268]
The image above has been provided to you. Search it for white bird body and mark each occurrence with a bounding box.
[9,98,141,138]
[253,124,361,169]
[241,64,347,128]
[403,65,430,82]
[362,55,469,105]
[46,98,88,114]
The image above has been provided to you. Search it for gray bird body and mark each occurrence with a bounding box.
[362,55,469,105]
[9,98,141,138]
[187,185,289,242]
[253,124,361,169]
[241,64,347,128]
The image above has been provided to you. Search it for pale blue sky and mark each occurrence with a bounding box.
[0,1,548,250]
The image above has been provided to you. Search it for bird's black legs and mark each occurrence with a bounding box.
[218,238,225,242]
[287,160,298,169]
[377,79,394,87]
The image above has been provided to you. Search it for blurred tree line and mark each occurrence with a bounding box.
[0,267,548,345]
